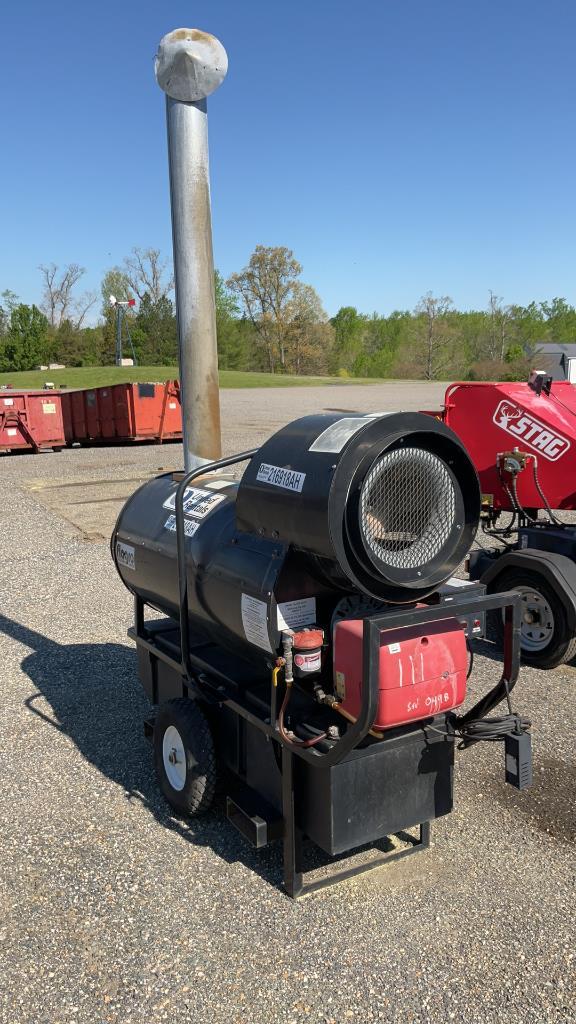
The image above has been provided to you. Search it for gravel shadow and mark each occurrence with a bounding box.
[3,613,407,892]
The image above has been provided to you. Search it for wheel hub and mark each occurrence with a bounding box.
[514,587,555,652]
[162,725,187,791]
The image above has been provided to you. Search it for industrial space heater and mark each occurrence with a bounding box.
[112,410,530,897]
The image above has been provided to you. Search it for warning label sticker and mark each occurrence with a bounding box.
[256,463,306,493]
[3,398,14,406]
[42,402,57,414]
[277,597,317,631]
[164,515,200,537]
[241,594,272,653]
[163,486,226,519]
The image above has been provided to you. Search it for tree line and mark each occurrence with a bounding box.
[2,244,575,380]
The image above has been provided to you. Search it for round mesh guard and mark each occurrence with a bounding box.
[359,448,457,570]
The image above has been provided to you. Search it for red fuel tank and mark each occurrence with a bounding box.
[333,617,467,730]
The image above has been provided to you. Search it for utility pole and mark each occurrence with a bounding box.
[155,28,227,470]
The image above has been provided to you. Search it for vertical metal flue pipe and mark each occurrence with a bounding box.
[155,29,228,470]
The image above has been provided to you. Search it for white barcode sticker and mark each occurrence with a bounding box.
[256,463,306,493]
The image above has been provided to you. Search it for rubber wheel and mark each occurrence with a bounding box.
[153,698,217,816]
[489,568,576,669]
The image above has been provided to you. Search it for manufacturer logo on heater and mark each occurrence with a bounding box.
[492,400,570,462]
[116,541,136,571]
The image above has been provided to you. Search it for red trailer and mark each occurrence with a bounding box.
[0,390,66,453]
[441,379,576,512]
[61,380,182,444]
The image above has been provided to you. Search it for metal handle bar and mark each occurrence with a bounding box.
[176,450,259,685]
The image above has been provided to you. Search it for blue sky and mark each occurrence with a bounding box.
[1,0,575,318]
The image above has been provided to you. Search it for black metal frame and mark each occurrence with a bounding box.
[131,450,523,897]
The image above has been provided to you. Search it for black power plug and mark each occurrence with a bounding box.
[505,731,532,790]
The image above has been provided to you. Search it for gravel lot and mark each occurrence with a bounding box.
[1,383,574,1024]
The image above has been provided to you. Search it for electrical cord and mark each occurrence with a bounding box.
[454,712,531,746]
[531,458,563,526]
[426,677,531,749]
[466,640,474,679]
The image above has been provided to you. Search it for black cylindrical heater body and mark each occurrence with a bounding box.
[112,412,480,667]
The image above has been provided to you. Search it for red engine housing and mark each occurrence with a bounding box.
[440,380,576,512]
[333,617,467,730]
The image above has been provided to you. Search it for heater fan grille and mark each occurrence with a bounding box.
[359,448,457,570]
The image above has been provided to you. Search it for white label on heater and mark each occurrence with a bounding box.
[164,515,199,537]
[42,402,56,414]
[241,594,272,653]
[6,428,17,436]
[309,414,391,454]
[3,398,14,405]
[277,597,317,631]
[256,463,306,493]
[116,541,136,571]
[163,486,225,519]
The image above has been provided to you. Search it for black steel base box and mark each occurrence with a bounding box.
[297,726,454,856]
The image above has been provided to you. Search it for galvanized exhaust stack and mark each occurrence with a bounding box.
[155,28,228,470]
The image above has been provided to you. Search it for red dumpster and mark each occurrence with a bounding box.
[0,391,66,452]
[61,380,182,444]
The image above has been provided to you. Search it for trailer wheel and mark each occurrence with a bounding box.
[490,569,576,669]
[154,699,217,816]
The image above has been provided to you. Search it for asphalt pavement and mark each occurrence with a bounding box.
[0,383,574,1024]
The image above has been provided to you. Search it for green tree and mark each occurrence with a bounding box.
[227,246,304,372]
[412,293,455,380]
[284,282,333,374]
[132,294,177,364]
[0,290,19,335]
[1,304,49,371]
[329,307,367,373]
[215,270,248,369]
[540,297,576,340]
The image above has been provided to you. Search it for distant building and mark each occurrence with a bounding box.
[532,343,576,381]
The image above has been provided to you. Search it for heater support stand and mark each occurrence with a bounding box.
[280,744,431,898]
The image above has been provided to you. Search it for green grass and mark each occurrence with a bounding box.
[0,366,380,390]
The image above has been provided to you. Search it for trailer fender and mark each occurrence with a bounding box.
[480,548,576,631]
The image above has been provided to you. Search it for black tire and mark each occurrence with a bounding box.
[153,698,217,816]
[489,568,576,669]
